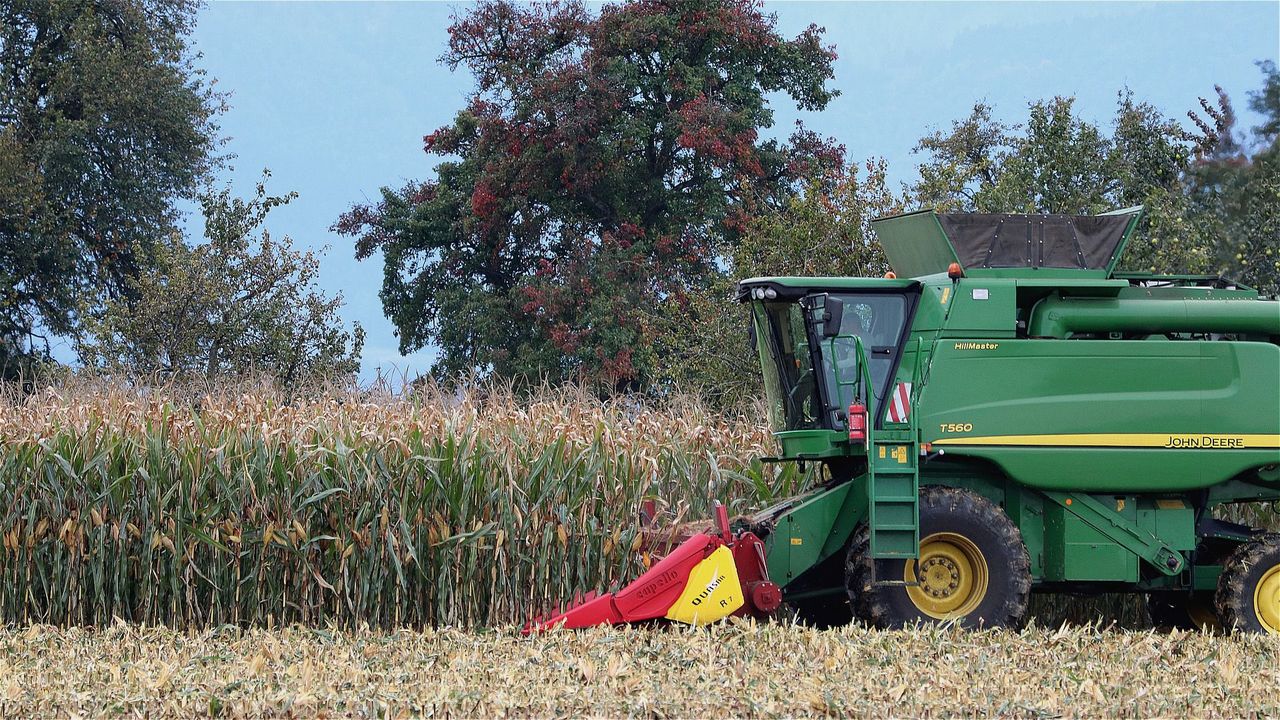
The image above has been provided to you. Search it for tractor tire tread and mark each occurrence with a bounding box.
[845,523,874,625]
[846,485,1031,630]
[1215,532,1280,634]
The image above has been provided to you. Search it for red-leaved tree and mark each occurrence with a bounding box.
[335,0,842,388]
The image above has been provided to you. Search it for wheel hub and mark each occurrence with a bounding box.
[905,532,990,619]
[920,556,962,598]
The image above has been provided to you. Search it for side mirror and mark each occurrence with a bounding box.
[822,297,844,338]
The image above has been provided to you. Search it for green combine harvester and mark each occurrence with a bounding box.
[527,208,1280,635]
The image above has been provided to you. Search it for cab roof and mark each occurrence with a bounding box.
[736,276,919,302]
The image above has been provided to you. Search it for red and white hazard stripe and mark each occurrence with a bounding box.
[886,382,912,423]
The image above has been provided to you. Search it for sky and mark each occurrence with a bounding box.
[179,0,1279,384]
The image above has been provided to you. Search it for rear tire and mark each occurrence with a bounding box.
[1216,533,1280,635]
[846,486,1031,629]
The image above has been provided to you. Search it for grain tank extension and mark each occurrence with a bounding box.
[528,207,1280,634]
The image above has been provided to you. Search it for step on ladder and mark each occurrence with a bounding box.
[868,432,919,561]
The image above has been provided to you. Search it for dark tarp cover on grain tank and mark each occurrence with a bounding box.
[937,213,1130,270]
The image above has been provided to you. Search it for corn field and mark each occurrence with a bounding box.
[0,379,1274,630]
[0,380,805,628]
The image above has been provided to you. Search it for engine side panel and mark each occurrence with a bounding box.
[920,339,1280,492]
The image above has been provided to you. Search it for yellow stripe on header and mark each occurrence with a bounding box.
[932,434,1280,450]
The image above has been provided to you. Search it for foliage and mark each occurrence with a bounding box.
[0,0,223,379]
[0,379,1273,631]
[653,159,901,405]
[909,94,1218,275]
[77,177,364,385]
[733,158,899,280]
[1185,62,1280,295]
[335,0,842,389]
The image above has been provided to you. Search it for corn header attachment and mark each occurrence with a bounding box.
[523,503,781,632]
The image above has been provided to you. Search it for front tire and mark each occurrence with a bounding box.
[1216,533,1280,635]
[846,486,1031,629]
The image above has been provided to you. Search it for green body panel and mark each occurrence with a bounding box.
[1041,492,1185,577]
[762,481,864,586]
[1029,295,1280,337]
[770,430,850,459]
[919,336,1280,492]
[870,209,959,279]
[1044,501,1140,581]
[739,276,919,291]
[738,208,1280,600]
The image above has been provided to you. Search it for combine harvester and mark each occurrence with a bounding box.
[528,208,1280,634]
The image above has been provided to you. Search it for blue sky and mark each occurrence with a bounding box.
[184,1,1278,383]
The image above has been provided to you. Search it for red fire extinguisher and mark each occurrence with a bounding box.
[848,401,867,444]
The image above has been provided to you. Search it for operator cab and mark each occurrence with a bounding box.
[738,278,920,438]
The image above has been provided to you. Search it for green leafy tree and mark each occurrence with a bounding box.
[335,0,842,389]
[654,158,901,405]
[1186,63,1280,295]
[1249,60,1280,145]
[0,0,223,378]
[79,176,364,385]
[909,94,1215,275]
[734,158,899,279]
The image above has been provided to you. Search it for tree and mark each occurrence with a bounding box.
[0,0,222,379]
[1234,60,1280,295]
[79,176,364,386]
[733,157,898,279]
[1184,62,1280,295]
[653,158,901,405]
[908,94,1216,275]
[335,0,842,389]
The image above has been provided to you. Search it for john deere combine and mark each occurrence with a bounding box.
[527,207,1280,634]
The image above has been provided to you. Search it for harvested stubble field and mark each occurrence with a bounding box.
[3,622,1278,717]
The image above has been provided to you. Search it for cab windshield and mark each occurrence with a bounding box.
[753,292,909,433]
[821,293,909,425]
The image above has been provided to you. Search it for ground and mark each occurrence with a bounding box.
[3,622,1277,717]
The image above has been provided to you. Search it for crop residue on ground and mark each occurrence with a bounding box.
[2,622,1277,717]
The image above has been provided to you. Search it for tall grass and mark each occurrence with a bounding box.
[0,380,805,628]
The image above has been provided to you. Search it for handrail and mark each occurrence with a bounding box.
[825,335,875,419]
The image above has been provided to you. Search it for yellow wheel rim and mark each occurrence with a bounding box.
[1255,564,1280,634]
[905,532,989,619]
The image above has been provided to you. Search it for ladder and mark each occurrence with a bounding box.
[826,336,922,561]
